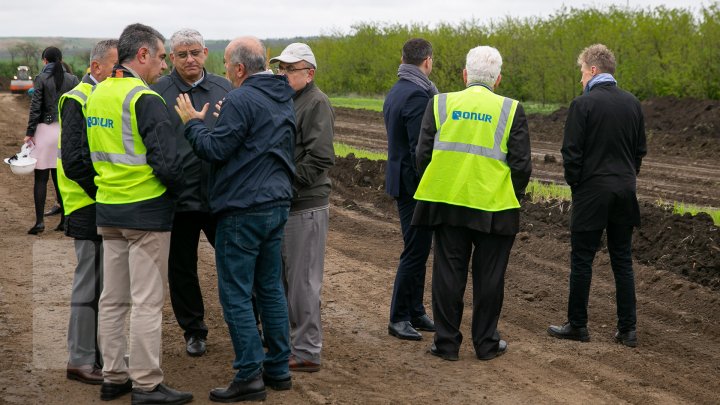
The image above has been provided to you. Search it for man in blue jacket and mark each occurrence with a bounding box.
[383,38,437,341]
[175,36,295,402]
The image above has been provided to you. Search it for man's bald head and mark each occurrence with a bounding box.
[226,36,266,75]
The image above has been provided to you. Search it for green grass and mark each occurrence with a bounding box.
[330,97,384,112]
[330,96,560,115]
[334,142,387,161]
[672,202,720,226]
[525,180,571,202]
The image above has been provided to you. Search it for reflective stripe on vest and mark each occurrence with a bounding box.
[434,92,514,162]
[86,77,166,205]
[57,83,94,216]
[90,85,148,165]
[414,86,520,212]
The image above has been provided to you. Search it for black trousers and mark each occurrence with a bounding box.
[169,211,216,340]
[568,223,637,332]
[389,193,433,322]
[432,225,514,358]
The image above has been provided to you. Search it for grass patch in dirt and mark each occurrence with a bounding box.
[334,142,387,160]
[331,97,384,112]
[672,201,720,226]
[526,179,571,202]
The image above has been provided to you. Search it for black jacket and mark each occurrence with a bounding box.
[26,63,79,136]
[561,82,647,231]
[412,86,532,236]
[383,78,432,198]
[184,72,296,217]
[151,69,231,212]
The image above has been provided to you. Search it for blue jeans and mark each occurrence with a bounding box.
[215,205,291,381]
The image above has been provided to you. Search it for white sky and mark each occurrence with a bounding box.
[0,0,703,40]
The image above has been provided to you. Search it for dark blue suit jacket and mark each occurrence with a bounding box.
[383,79,433,197]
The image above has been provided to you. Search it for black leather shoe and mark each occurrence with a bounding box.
[548,322,590,342]
[131,383,193,405]
[44,204,62,216]
[614,330,637,348]
[67,364,103,385]
[263,372,292,391]
[186,336,206,357]
[28,223,45,235]
[477,340,508,360]
[209,374,266,402]
[388,321,422,341]
[411,314,436,332]
[428,343,459,361]
[54,219,65,232]
[101,380,132,401]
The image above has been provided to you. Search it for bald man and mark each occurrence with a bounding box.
[175,36,296,402]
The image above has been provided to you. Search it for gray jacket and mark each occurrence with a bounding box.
[152,69,232,212]
[291,80,335,212]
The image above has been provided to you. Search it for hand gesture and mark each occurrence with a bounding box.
[174,93,209,124]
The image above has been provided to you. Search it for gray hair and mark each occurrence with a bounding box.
[170,28,205,51]
[577,44,616,74]
[117,23,165,64]
[89,39,118,64]
[229,37,266,75]
[465,46,502,88]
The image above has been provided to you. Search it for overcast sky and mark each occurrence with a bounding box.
[0,0,702,40]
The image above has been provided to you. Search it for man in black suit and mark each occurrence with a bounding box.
[383,38,437,340]
[548,44,647,348]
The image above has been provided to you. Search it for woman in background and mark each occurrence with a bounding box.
[24,46,79,234]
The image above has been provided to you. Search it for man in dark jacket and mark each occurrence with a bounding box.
[413,45,532,361]
[270,43,335,372]
[383,38,437,341]
[59,38,117,385]
[151,28,232,357]
[175,36,295,402]
[548,44,647,348]
[79,24,191,404]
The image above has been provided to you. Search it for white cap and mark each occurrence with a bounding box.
[270,43,317,69]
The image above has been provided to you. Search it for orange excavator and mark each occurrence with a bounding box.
[10,66,34,94]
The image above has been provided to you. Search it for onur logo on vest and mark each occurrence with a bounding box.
[87,116,114,128]
[451,110,493,123]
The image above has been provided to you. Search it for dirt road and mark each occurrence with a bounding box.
[1,93,718,404]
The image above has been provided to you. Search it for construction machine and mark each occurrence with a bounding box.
[10,66,34,94]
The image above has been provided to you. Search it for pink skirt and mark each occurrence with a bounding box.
[30,122,60,170]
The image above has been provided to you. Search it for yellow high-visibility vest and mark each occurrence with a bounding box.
[414,85,520,211]
[86,77,166,204]
[57,82,94,216]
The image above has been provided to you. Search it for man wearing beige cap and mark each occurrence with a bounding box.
[270,43,335,373]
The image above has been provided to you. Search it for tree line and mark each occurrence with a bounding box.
[307,5,720,103]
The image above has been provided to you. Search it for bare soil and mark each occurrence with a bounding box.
[1,92,719,404]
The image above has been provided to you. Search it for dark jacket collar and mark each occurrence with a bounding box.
[170,68,210,91]
[292,80,315,100]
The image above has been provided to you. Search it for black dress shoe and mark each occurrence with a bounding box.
[548,322,590,342]
[101,380,133,401]
[388,321,422,341]
[131,383,193,405]
[477,340,508,361]
[186,336,206,357]
[28,223,45,235]
[614,330,637,348]
[411,314,436,332]
[263,372,292,391]
[67,364,103,385]
[428,343,459,361]
[209,374,266,402]
[54,219,65,232]
[44,204,62,216]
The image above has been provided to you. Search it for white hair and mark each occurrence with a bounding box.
[465,46,502,87]
[170,28,205,51]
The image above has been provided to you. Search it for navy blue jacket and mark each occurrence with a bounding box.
[383,78,433,197]
[184,73,296,216]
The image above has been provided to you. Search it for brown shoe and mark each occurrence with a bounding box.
[67,364,103,385]
[289,354,320,373]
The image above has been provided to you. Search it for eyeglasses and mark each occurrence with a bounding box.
[276,66,312,74]
[174,49,203,60]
